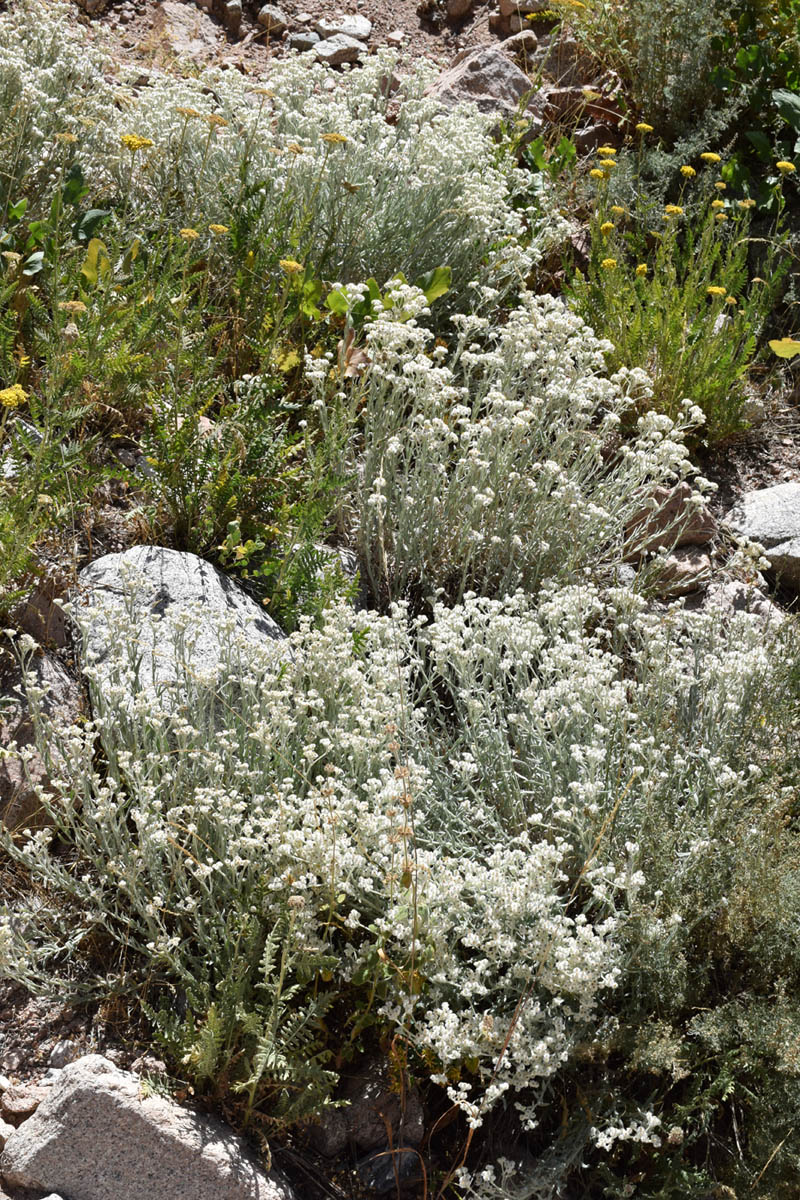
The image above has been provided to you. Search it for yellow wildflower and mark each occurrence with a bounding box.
[663,204,684,217]
[738,198,756,208]
[700,152,721,163]
[776,160,796,174]
[635,263,648,276]
[711,199,725,209]
[600,221,614,235]
[598,158,617,169]
[279,259,303,274]
[120,133,153,153]
[715,212,727,222]
[680,165,696,178]
[287,143,304,155]
[725,295,737,305]
[714,181,727,190]
[179,227,199,240]
[176,106,201,118]
[635,122,654,133]
[706,286,726,297]
[589,168,605,179]
[0,383,27,409]
[597,145,617,156]
[321,132,348,145]
[58,300,88,315]
[610,205,626,216]
[208,223,229,235]
[205,114,228,128]
[600,258,617,270]
[55,132,78,144]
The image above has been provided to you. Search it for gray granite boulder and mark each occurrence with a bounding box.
[0,1055,294,1200]
[314,33,366,65]
[257,4,288,35]
[426,45,539,117]
[74,547,286,713]
[723,482,800,592]
[313,13,371,41]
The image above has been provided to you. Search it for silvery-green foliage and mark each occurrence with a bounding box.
[321,285,707,605]
[1,575,788,1153]
[0,0,564,308]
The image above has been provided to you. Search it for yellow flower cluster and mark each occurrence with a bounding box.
[663,204,684,217]
[706,286,726,297]
[711,199,725,210]
[777,160,796,174]
[208,224,229,235]
[120,133,153,153]
[179,228,199,240]
[600,258,617,270]
[0,383,28,409]
[600,221,614,235]
[635,122,654,134]
[321,132,348,145]
[280,259,303,274]
[636,263,648,276]
[700,152,721,164]
[680,165,696,178]
[610,205,626,216]
[58,300,88,314]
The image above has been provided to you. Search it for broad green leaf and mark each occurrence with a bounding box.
[80,237,111,285]
[416,265,452,305]
[8,199,27,222]
[325,288,349,315]
[769,337,800,358]
[74,208,110,244]
[62,163,89,207]
[21,250,45,277]
[773,89,800,131]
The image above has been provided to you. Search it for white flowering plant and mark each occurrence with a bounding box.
[3,574,800,1195]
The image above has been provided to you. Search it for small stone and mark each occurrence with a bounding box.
[386,29,405,44]
[724,482,800,592]
[224,0,242,36]
[314,14,372,41]
[294,9,313,21]
[655,547,712,597]
[625,482,718,558]
[0,1084,50,1125]
[356,1148,422,1194]
[257,4,288,35]
[0,1119,15,1149]
[499,0,547,13]
[0,1075,12,1092]
[314,33,366,65]
[447,0,475,18]
[48,1041,81,1071]
[288,29,319,49]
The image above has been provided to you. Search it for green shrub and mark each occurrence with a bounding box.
[568,157,785,440]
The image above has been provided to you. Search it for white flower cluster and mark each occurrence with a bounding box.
[1,569,782,1138]
[320,288,702,604]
